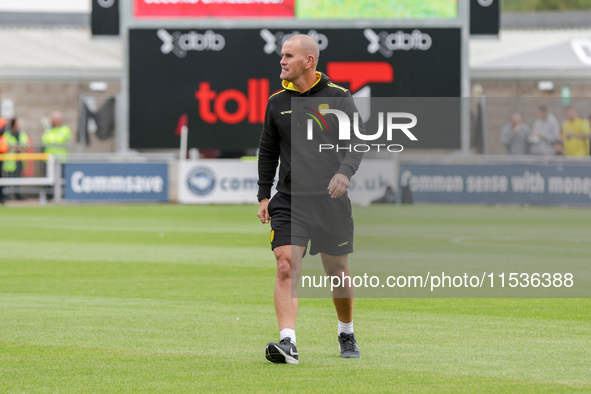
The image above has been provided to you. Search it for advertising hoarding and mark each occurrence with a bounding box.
[399,163,591,206]
[64,163,169,202]
[178,159,394,204]
[129,27,461,150]
[133,0,456,19]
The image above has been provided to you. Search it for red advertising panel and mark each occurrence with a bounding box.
[134,0,295,18]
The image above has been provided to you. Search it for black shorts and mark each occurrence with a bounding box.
[268,192,354,256]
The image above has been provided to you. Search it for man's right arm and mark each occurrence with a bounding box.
[257,101,280,223]
[500,124,512,147]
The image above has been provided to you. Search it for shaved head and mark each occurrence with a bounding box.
[50,111,63,127]
[285,34,319,67]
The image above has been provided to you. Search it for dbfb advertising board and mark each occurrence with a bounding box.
[64,163,169,202]
[129,27,461,151]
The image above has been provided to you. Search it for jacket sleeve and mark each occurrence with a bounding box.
[257,101,280,200]
[500,124,513,148]
[337,93,364,179]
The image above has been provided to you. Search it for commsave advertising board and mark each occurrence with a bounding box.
[64,163,169,202]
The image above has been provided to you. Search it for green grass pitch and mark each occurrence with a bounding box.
[0,203,590,393]
[296,0,457,20]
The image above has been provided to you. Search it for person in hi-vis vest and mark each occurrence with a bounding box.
[0,118,9,204]
[3,118,30,200]
[42,112,71,162]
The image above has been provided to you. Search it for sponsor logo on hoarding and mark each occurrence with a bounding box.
[157,29,225,58]
[194,79,269,124]
[185,164,259,197]
[364,29,432,58]
[187,166,216,196]
[260,29,328,56]
[326,62,393,93]
[70,171,164,194]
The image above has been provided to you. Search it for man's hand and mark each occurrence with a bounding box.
[327,173,350,199]
[257,199,270,224]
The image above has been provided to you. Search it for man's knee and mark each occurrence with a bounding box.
[275,249,292,282]
[327,269,347,280]
[276,257,291,281]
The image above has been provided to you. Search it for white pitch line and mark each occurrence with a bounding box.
[0,222,265,235]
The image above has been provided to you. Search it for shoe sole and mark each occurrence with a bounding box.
[265,343,299,365]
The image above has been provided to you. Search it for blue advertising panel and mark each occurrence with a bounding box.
[399,164,591,206]
[64,163,168,202]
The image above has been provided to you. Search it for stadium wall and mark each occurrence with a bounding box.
[0,81,120,154]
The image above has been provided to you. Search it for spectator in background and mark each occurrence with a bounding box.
[561,106,590,157]
[501,112,530,155]
[589,114,591,156]
[0,118,9,204]
[529,106,561,155]
[554,141,564,156]
[42,111,71,162]
[3,118,30,200]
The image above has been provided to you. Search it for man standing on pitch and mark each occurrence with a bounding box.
[257,35,363,364]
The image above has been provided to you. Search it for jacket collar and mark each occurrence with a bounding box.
[282,71,322,93]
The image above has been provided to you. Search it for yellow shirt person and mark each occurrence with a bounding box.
[41,112,71,162]
[561,107,590,156]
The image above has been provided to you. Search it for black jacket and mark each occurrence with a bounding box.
[257,72,364,200]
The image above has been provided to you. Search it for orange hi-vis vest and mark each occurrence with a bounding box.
[0,135,9,153]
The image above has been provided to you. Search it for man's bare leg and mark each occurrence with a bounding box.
[273,244,304,330]
[265,244,305,364]
[321,253,360,358]
[320,253,354,322]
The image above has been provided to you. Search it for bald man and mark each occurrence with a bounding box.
[257,35,363,364]
[42,111,72,161]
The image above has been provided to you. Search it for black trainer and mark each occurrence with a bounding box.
[265,337,299,364]
[338,332,361,358]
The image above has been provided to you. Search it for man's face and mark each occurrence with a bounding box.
[510,114,521,127]
[51,115,62,127]
[280,39,307,81]
[536,110,546,119]
[566,108,577,121]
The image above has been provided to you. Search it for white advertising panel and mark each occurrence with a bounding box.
[179,160,267,204]
[178,159,394,204]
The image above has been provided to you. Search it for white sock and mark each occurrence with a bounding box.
[338,320,354,334]
[280,328,296,345]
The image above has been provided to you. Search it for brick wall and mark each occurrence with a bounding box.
[472,80,591,154]
[0,81,120,153]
